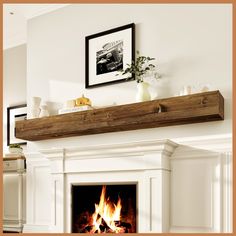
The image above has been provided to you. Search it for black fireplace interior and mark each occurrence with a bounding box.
[72,184,137,233]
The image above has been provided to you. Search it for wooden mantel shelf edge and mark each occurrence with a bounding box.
[15,90,224,141]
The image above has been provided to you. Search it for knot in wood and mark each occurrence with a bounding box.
[201,97,208,105]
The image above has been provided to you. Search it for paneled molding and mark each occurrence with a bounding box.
[23,152,51,233]
[170,134,232,233]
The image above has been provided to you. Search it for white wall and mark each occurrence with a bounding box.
[3,44,27,153]
[24,4,232,233]
[27,4,232,151]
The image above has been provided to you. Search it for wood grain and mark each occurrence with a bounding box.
[3,156,26,161]
[15,91,224,141]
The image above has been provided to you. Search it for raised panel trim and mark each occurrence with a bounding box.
[170,148,232,233]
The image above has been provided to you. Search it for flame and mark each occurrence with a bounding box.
[90,186,123,233]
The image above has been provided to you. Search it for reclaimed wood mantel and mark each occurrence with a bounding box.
[15,91,224,141]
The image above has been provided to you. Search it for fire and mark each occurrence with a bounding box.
[90,186,124,233]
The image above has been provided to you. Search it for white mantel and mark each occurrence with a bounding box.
[23,136,232,233]
[42,139,177,173]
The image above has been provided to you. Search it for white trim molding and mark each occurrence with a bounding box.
[40,139,178,159]
[172,133,232,153]
[170,134,232,233]
[23,224,49,233]
[41,139,177,233]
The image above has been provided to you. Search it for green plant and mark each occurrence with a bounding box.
[9,144,23,149]
[118,51,157,83]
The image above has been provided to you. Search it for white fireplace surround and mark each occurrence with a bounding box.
[23,135,232,233]
[44,140,176,233]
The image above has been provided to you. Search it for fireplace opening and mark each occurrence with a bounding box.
[71,184,137,233]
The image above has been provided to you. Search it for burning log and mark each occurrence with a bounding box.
[114,221,131,229]
[120,222,131,229]
[74,186,135,233]
[99,217,111,232]
[78,225,93,233]
[80,220,132,233]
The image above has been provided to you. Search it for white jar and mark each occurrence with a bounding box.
[30,97,41,118]
[39,105,49,117]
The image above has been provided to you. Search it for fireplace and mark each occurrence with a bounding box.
[39,140,177,233]
[23,137,232,233]
[71,184,137,233]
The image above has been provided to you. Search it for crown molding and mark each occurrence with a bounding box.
[39,139,178,161]
[24,4,70,19]
[172,133,232,153]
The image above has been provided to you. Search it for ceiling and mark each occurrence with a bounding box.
[3,4,69,49]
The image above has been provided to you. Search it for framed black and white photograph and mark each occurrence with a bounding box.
[7,104,27,146]
[85,23,135,88]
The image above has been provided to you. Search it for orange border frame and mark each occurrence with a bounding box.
[0,1,234,236]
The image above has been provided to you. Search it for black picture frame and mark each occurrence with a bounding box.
[85,23,135,88]
[7,104,27,146]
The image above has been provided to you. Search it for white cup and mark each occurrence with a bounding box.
[183,86,192,95]
[32,96,41,107]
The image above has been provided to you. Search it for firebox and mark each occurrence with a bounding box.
[71,184,137,233]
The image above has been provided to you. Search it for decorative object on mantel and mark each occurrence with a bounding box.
[75,94,92,106]
[85,23,135,88]
[58,95,93,115]
[29,96,41,118]
[15,91,224,142]
[117,50,161,102]
[178,84,211,96]
[136,81,151,102]
[59,106,93,115]
[7,104,27,146]
[8,144,23,154]
[66,99,76,108]
[179,85,192,96]
[39,104,49,118]
[201,84,210,93]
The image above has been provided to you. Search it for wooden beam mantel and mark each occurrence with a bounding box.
[15,91,224,141]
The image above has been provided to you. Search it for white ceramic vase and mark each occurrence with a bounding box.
[39,105,49,118]
[136,82,151,102]
[30,97,41,118]
[39,105,49,117]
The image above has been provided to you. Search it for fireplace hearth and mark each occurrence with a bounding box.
[72,184,137,233]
